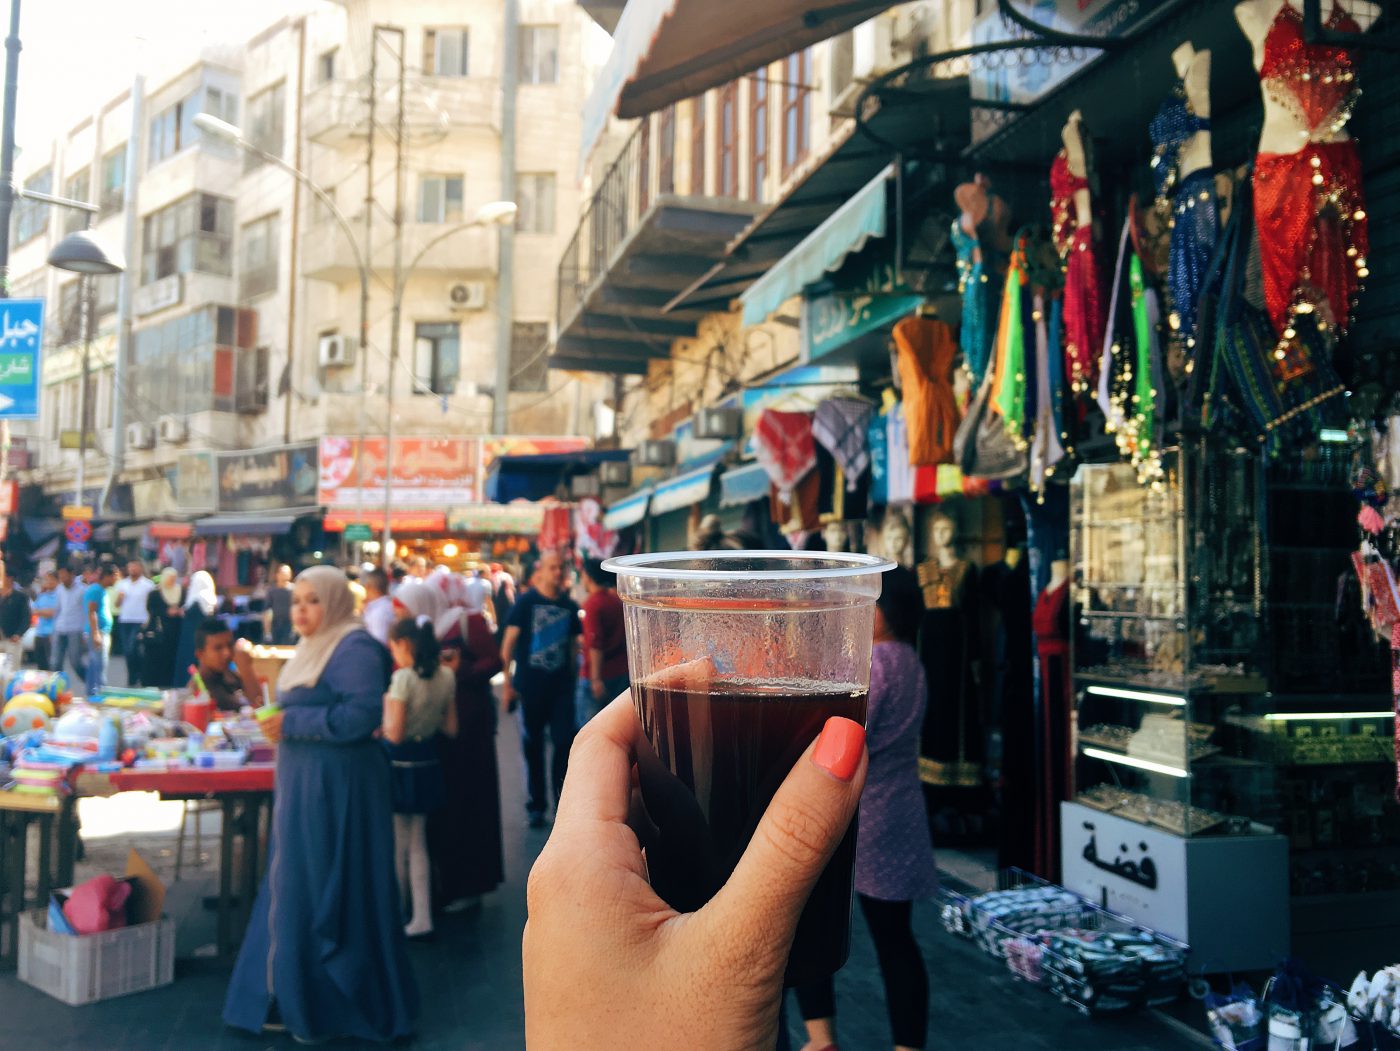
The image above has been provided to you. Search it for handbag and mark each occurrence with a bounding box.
[954,366,1027,481]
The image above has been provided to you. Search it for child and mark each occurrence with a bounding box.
[384,616,458,939]
[193,618,262,712]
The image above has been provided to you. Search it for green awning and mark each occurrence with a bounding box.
[739,164,895,329]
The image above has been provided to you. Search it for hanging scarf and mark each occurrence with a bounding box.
[1128,254,1161,477]
[813,397,874,489]
[754,408,817,499]
[991,241,1027,439]
[277,567,365,694]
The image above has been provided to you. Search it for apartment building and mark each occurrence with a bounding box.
[11,0,604,515]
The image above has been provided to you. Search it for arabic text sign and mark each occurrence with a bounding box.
[319,437,482,506]
[1060,802,1187,942]
[802,245,923,363]
[218,442,319,512]
[0,299,43,418]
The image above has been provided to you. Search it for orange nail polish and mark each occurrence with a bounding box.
[811,717,864,782]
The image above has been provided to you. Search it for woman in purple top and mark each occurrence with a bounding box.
[796,566,936,1051]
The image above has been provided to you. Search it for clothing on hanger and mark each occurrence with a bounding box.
[1050,151,1106,393]
[813,397,874,490]
[754,408,817,499]
[885,403,915,505]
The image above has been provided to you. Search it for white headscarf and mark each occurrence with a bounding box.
[158,567,181,608]
[277,567,365,693]
[395,578,463,641]
[185,570,217,615]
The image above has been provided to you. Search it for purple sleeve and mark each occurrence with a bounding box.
[864,646,891,749]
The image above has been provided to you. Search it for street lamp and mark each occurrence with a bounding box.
[196,113,516,566]
[48,227,125,510]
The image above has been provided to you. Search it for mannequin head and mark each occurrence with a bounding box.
[928,513,956,555]
[880,509,912,566]
[821,518,848,554]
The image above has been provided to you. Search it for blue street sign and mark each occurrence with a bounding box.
[0,298,42,419]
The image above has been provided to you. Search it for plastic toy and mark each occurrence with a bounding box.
[2,693,55,736]
[62,874,131,935]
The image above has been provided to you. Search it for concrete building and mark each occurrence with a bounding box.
[9,0,606,519]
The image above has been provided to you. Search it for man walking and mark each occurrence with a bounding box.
[500,551,580,829]
[52,563,88,687]
[361,567,394,647]
[114,560,154,686]
[0,564,31,672]
[84,563,118,695]
[263,563,294,645]
[31,571,60,671]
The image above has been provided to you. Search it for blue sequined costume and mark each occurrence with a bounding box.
[1149,81,1216,354]
[952,219,994,383]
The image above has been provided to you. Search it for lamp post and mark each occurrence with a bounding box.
[47,226,126,508]
[195,113,515,564]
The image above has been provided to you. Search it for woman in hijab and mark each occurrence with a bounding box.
[223,567,417,1044]
[140,568,183,688]
[399,578,506,910]
[171,570,217,687]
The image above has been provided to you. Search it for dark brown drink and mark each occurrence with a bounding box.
[632,677,868,987]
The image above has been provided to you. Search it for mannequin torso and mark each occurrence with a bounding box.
[1175,43,1213,177]
[1061,111,1093,229]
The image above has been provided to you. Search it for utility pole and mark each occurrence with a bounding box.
[380,25,406,566]
[0,0,21,299]
[354,30,378,534]
[492,0,519,435]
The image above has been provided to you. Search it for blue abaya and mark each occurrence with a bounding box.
[223,630,418,1042]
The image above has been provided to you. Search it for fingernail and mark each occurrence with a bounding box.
[811,717,864,782]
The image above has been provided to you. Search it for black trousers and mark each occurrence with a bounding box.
[794,896,928,1048]
[517,679,576,816]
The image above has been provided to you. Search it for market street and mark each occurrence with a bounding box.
[0,660,1204,1051]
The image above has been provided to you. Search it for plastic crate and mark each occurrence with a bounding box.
[18,909,175,1006]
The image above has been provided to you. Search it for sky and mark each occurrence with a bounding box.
[9,0,304,156]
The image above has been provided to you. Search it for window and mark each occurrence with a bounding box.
[140,192,233,285]
[149,103,181,167]
[750,72,769,203]
[658,105,676,195]
[240,213,280,299]
[424,28,470,76]
[417,175,463,223]
[14,168,51,246]
[245,82,286,169]
[717,82,738,197]
[519,25,559,84]
[63,169,90,234]
[318,48,337,84]
[94,274,118,318]
[690,97,706,195]
[413,322,459,396]
[100,148,125,215]
[56,281,84,346]
[236,345,269,413]
[149,85,237,170]
[516,173,556,234]
[510,321,549,393]
[129,305,255,417]
[200,84,238,128]
[781,50,811,176]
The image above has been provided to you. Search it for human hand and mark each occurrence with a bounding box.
[260,710,285,743]
[523,693,867,1049]
[500,682,517,715]
[590,678,605,701]
[234,637,253,655]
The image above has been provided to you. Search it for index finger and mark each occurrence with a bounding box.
[552,691,640,827]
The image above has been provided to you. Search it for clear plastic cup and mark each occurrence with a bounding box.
[602,550,895,986]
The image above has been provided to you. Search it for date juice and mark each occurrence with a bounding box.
[633,676,868,986]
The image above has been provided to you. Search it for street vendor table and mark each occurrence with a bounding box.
[109,766,275,958]
[0,792,78,966]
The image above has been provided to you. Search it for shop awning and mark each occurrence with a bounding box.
[446,504,546,536]
[484,449,630,505]
[323,511,446,533]
[719,462,771,508]
[150,521,193,540]
[117,523,149,541]
[195,514,300,537]
[603,488,651,532]
[649,464,716,517]
[582,0,893,159]
[739,164,895,328]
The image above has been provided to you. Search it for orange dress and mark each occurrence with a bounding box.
[892,316,960,467]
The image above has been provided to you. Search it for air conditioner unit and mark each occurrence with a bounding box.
[126,422,156,450]
[448,281,488,311]
[599,459,631,487]
[634,440,676,468]
[694,406,742,441]
[829,15,898,118]
[158,415,189,445]
[318,333,356,369]
[570,474,601,499]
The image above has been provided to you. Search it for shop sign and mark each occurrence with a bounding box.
[217,442,319,513]
[970,0,1167,140]
[479,435,589,475]
[446,503,546,536]
[342,523,374,542]
[0,298,41,418]
[131,475,180,518]
[175,451,217,511]
[323,510,447,533]
[319,437,481,506]
[58,430,98,451]
[801,249,923,364]
[62,504,93,520]
[1060,803,1187,942]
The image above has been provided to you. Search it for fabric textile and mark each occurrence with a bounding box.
[868,408,889,505]
[517,684,576,817]
[83,582,112,636]
[386,665,455,741]
[185,571,217,615]
[222,631,417,1043]
[386,738,446,815]
[0,589,30,639]
[1032,580,1072,880]
[85,633,110,695]
[1030,291,1067,492]
[754,409,817,499]
[53,582,87,634]
[885,404,915,504]
[953,218,995,383]
[32,589,57,639]
[53,632,86,688]
[140,587,182,689]
[115,576,154,624]
[1051,151,1105,391]
[278,568,362,694]
[203,666,248,713]
[506,589,581,690]
[581,588,628,682]
[393,812,433,934]
[813,396,874,486]
[362,595,394,647]
[266,585,294,645]
[892,316,960,467]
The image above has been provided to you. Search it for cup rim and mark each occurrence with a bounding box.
[601,550,897,582]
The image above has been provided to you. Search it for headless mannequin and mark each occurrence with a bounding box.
[1174,43,1213,178]
[1061,111,1093,231]
[1046,558,1069,593]
[1235,0,1378,155]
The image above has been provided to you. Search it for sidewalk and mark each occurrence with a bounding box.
[0,660,1208,1048]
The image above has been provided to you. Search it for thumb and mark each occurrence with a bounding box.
[698,716,866,961]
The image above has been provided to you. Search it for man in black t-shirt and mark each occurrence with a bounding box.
[501,551,580,827]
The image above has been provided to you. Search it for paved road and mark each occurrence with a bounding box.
[0,657,1207,1048]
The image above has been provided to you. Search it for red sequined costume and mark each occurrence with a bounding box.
[1254,2,1368,364]
[1050,150,1105,393]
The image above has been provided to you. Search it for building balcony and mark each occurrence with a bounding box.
[553,122,762,375]
[578,0,624,33]
[301,217,501,284]
[304,74,502,147]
